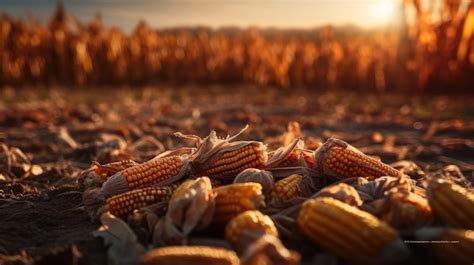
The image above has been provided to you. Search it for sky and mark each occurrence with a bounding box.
[0,0,403,31]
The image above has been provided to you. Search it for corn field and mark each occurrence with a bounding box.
[1,0,473,92]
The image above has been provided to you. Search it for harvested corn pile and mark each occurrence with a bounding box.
[0,89,473,265]
[81,126,474,265]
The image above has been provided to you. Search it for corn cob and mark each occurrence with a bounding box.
[269,174,313,207]
[225,210,278,245]
[139,246,239,265]
[298,197,407,263]
[100,155,189,197]
[196,143,267,179]
[313,138,403,180]
[416,228,474,265]
[105,186,174,217]
[380,192,432,229]
[212,183,265,225]
[234,168,274,195]
[92,159,139,181]
[427,178,474,229]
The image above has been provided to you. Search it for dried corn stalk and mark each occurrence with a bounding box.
[212,183,265,226]
[268,174,313,208]
[140,246,239,265]
[416,227,474,265]
[225,210,278,246]
[153,177,215,245]
[100,155,190,197]
[177,126,267,180]
[313,183,363,207]
[234,168,274,196]
[266,139,306,168]
[313,138,403,180]
[427,178,474,229]
[297,197,409,264]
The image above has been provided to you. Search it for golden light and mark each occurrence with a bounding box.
[370,0,395,24]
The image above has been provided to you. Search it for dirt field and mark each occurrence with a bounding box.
[0,86,473,264]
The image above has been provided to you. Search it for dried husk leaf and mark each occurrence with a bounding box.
[239,233,300,265]
[234,168,274,196]
[93,212,145,265]
[265,139,306,168]
[354,175,413,202]
[313,182,363,207]
[153,177,216,245]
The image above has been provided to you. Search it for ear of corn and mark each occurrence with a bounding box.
[416,228,474,265]
[212,183,265,226]
[297,197,407,263]
[266,139,306,168]
[314,138,402,180]
[105,186,174,217]
[313,183,363,207]
[195,143,267,179]
[93,159,139,181]
[100,155,189,197]
[186,127,268,180]
[269,174,313,207]
[380,192,432,229]
[139,246,239,265]
[225,210,278,246]
[427,178,474,229]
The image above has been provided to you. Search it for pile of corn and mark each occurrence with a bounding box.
[82,128,474,265]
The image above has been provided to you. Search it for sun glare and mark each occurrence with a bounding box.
[370,0,395,24]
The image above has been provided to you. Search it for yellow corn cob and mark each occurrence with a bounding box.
[419,228,474,265]
[212,183,265,225]
[100,155,188,197]
[314,138,402,180]
[139,246,239,265]
[427,178,474,229]
[269,174,312,206]
[225,210,278,245]
[298,197,403,263]
[105,186,174,217]
[197,143,266,178]
[124,156,184,189]
[381,192,432,229]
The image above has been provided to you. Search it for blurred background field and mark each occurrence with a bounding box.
[0,0,474,92]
